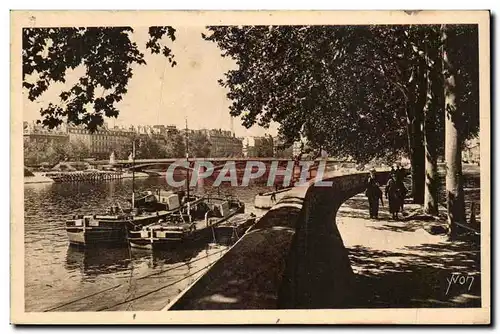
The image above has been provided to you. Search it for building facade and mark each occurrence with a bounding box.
[24,121,247,160]
[204,129,243,158]
[23,121,69,146]
[242,135,274,158]
[65,125,137,159]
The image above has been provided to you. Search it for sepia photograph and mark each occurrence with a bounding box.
[10,10,490,324]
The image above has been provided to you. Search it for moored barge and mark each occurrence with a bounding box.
[213,212,258,245]
[127,195,247,249]
[65,191,200,247]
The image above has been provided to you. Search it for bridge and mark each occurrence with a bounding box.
[93,157,347,165]
[91,157,354,173]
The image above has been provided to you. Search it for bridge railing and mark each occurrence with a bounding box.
[165,169,390,310]
[91,157,354,166]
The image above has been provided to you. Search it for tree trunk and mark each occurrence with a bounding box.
[423,37,440,215]
[407,57,427,205]
[442,25,466,238]
[408,120,425,204]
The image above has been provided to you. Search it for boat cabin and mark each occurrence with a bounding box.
[156,190,181,211]
[66,215,100,228]
[207,201,231,218]
[134,190,182,212]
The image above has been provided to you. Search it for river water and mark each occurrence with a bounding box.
[24,176,274,312]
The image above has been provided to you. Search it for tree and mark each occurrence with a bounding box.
[115,135,167,160]
[275,143,294,159]
[23,26,176,132]
[165,131,186,158]
[24,139,71,165]
[254,135,274,157]
[69,139,90,161]
[111,140,131,160]
[136,136,167,159]
[24,140,46,166]
[245,144,256,158]
[422,28,442,215]
[442,25,466,238]
[204,25,479,205]
[203,26,412,159]
[189,132,211,158]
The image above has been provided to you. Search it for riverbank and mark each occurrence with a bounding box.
[24,171,151,184]
[119,172,151,179]
[24,173,54,184]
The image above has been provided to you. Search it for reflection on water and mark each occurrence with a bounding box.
[25,176,272,311]
[64,241,220,280]
[65,247,132,277]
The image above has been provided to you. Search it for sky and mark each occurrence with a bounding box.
[22,26,279,138]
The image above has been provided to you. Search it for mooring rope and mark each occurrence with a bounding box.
[96,259,218,311]
[136,247,228,280]
[43,246,228,312]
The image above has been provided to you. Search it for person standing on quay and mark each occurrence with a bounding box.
[395,165,408,213]
[385,173,404,220]
[366,169,384,219]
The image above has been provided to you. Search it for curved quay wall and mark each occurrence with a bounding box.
[166,170,390,310]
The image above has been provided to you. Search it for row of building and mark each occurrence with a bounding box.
[23,121,291,159]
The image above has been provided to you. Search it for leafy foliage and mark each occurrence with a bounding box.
[113,135,167,160]
[23,26,176,132]
[203,25,479,163]
[252,135,274,158]
[165,131,186,158]
[188,131,212,158]
[24,139,91,165]
[165,130,212,158]
[112,130,212,159]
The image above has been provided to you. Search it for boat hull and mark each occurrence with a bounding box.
[130,224,216,250]
[66,214,170,247]
[128,204,245,249]
[67,228,127,247]
[128,237,154,250]
[214,216,257,244]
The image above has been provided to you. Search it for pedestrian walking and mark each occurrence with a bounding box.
[271,186,277,202]
[395,165,407,213]
[390,165,396,178]
[385,173,404,220]
[365,169,384,219]
[395,165,405,183]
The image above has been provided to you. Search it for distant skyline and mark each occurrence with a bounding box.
[22,26,279,138]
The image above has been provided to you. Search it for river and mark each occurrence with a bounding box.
[24,176,274,312]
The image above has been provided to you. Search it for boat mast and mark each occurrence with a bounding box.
[132,139,136,210]
[185,118,189,200]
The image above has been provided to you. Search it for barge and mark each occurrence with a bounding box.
[127,195,248,249]
[65,191,200,247]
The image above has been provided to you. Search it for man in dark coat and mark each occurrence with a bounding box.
[395,165,407,212]
[390,166,396,179]
[385,174,404,220]
[366,169,384,219]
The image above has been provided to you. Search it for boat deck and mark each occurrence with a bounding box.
[147,219,210,231]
